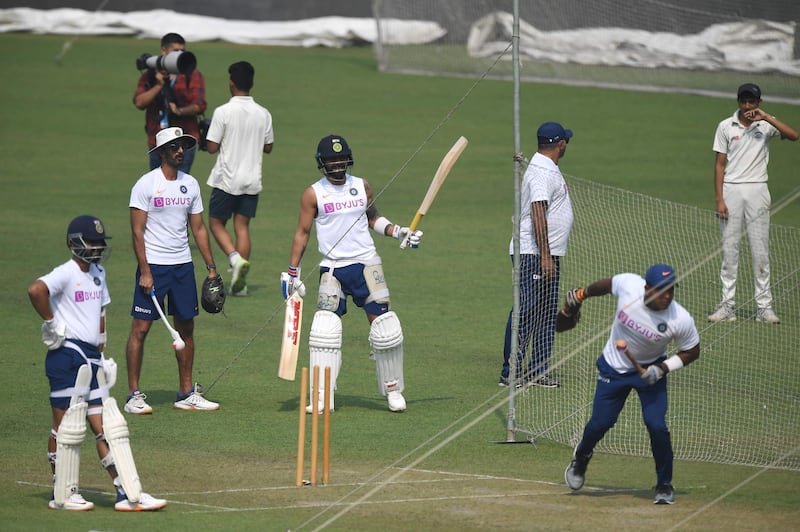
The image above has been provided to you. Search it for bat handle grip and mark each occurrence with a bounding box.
[399,213,423,249]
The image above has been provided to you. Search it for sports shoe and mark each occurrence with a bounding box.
[230,285,249,297]
[498,376,509,387]
[708,302,736,322]
[49,492,94,511]
[654,483,675,505]
[115,491,168,512]
[387,390,407,412]
[564,447,593,490]
[532,374,560,388]
[124,389,153,415]
[230,256,250,295]
[174,384,220,411]
[756,308,781,324]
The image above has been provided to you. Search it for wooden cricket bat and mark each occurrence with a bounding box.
[400,135,468,248]
[278,292,304,381]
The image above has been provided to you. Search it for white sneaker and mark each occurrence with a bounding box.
[756,308,781,324]
[387,390,406,412]
[115,491,168,512]
[305,401,332,414]
[230,257,250,294]
[708,302,736,322]
[49,492,94,511]
[174,384,220,411]
[124,389,153,415]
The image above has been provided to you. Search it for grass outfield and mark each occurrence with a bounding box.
[2,33,799,531]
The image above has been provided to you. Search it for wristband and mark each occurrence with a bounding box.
[288,265,299,278]
[99,331,107,344]
[373,216,391,236]
[577,287,586,301]
[664,356,684,373]
[206,263,217,271]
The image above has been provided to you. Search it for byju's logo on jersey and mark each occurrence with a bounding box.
[74,289,103,303]
[153,196,191,208]
[322,198,365,214]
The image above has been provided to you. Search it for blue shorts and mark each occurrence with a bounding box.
[320,263,390,317]
[45,340,102,409]
[208,188,259,220]
[131,262,199,321]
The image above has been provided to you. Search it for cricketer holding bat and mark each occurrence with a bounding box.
[563,264,700,505]
[27,215,166,511]
[282,134,423,413]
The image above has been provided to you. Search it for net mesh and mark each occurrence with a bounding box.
[374,0,800,103]
[511,176,800,471]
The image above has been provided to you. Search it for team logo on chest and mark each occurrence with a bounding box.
[657,322,667,333]
[349,188,358,196]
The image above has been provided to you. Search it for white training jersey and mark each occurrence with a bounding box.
[713,110,781,184]
[206,96,274,195]
[129,168,204,265]
[312,174,376,267]
[510,152,574,256]
[39,259,110,346]
[601,273,699,373]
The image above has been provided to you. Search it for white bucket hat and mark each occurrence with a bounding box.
[150,126,198,153]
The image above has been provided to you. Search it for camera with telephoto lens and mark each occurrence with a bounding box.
[136,50,196,75]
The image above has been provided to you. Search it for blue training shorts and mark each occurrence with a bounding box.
[131,262,199,321]
[208,188,259,220]
[45,340,102,409]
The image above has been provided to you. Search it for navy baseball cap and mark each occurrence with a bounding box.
[737,83,761,100]
[537,122,573,145]
[645,264,676,289]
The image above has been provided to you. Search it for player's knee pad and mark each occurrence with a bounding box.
[97,361,142,502]
[53,364,91,507]
[317,272,342,313]
[309,310,343,409]
[369,311,404,396]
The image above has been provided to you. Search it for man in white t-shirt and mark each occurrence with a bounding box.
[562,264,700,505]
[708,83,798,324]
[499,121,575,389]
[28,215,166,511]
[281,134,422,413]
[125,127,222,415]
[206,61,274,296]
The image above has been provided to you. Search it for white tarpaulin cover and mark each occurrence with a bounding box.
[468,11,800,76]
[0,7,446,48]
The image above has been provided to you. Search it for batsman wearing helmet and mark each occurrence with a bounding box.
[27,215,166,511]
[282,134,423,413]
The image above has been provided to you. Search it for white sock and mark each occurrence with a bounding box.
[228,251,241,267]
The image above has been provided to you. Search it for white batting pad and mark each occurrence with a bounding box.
[97,366,142,502]
[309,310,343,410]
[369,311,404,396]
[53,364,90,506]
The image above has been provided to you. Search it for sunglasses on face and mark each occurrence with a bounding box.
[165,142,191,152]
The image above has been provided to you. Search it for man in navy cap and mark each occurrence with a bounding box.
[562,263,700,505]
[498,121,574,389]
[708,83,798,324]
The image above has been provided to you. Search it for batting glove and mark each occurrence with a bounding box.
[642,364,664,386]
[394,226,424,248]
[566,287,587,308]
[280,270,306,299]
[41,319,67,350]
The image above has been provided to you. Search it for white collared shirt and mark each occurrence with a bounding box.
[713,110,781,184]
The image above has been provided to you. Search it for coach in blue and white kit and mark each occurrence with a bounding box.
[126,126,221,414]
[563,264,700,505]
[499,121,574,388]
[282,134,422,413]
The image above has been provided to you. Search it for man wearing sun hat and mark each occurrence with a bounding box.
[498,121,575,389]
[125,126,222,415]
[561,263,700,505]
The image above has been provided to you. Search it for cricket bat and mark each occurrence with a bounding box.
[278,292,304,381]
[400,135,469,248]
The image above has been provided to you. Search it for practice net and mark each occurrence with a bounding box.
[509,176,800,471]
[373,0,800,103]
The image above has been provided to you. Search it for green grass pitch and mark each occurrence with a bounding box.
[1,33,798,531]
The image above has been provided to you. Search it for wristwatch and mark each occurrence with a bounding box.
[206,263,217,271]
